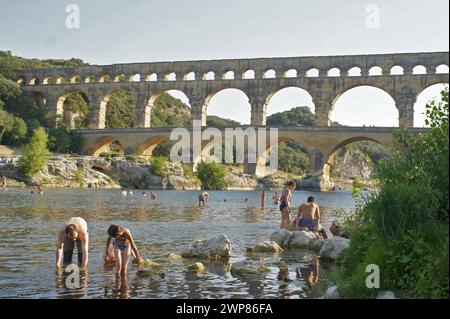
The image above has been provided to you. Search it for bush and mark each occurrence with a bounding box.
[19,127,51,177]
[125,155,137,162]
[196,161,229,190]
[150,156,168,177]
[335,88,449,299]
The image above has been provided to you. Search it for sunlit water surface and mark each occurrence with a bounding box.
[0,188,354,299]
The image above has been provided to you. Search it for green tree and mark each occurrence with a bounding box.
[63,92,89,128]
[196,161,229,190]
[19,127,51,177]
[48,125,72,153]
[206,115,240,127]
[151,93,191,127]
[105,90,137,128]
[266,106,315,126]
[150,156,168,177]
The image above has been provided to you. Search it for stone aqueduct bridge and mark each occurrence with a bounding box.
[17,52,449,129]
[16,52,448,189]
[76,126,428,190]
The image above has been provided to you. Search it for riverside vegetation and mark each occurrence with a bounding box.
[332,88,449,299]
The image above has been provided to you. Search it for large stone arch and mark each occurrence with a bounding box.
[84,136,126,157]
[263,85,315,118]
[56,89,90,128]
[322,136,390,183]
[145,88,192,127]
[95,87,137,129]
[329,84,398,126]
[135,135,171,157]
[202,86,252,125]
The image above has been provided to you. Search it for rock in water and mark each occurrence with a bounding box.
[188,262,206,273]
[325,285,340,299]
[269,229,293,247]
[290,231,318,248]
[230,260,270,276]
[167,253,182,261]
[181,234,232,259]
[377,291,397,299]
[309,239,325,251]
[247,241,283,253]
[319,237,350,261]
[132,258,161,267]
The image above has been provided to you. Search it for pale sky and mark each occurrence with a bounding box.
[0,0,448,126]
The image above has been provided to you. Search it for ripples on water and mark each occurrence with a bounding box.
[0,188,355,299]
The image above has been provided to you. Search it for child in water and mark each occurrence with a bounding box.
[104,225,143,275]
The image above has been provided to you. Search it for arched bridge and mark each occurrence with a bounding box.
[17,52,449,129]
[76,126,429,190]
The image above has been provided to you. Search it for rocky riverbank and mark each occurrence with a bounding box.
[0,155,258,190]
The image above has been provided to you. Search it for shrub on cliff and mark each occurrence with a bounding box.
[150,156,168,177]
[19,127,51,177]
[196,161,229,190]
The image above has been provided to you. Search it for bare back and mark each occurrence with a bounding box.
[299,203,318,220]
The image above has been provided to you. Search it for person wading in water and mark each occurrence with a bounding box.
[279,181,296,229]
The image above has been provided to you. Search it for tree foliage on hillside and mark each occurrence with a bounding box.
[151,93,191,127]
[206,115,240,127]
[267,106,315,126]
[105,90,137,128]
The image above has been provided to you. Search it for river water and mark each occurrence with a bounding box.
[0,188,355,299]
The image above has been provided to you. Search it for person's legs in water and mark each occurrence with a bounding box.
[281,207,290,229]
[114,245,123,275]
[63,236,75,266]
[76,238,83,265]
[121,245,132,275]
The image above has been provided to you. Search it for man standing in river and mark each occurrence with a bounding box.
[56,217,89,269]
[294,196,328,239]
[1,175,7,192]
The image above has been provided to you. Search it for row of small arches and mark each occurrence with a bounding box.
[19,64,449,86]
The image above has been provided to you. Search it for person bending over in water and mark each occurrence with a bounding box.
[105,225,143,275]
[294,196,328,239]
[56,217,89,269]
[279,181,296,229]
[272,192,280,205]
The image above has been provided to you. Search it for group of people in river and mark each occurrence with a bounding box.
[56,217,144,276]
[278,180,345,240]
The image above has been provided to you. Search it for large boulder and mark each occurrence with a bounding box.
[181,234,232,259]
[324,285,340,299]
[319,237,350,261]
[309,238,325,251]
[290,231,318,248]
[377,291,397,299]
[269,229,293,247]
[247,241,283,253]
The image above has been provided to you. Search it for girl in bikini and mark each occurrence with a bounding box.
[279,181,296,229]
[104,225,143,275]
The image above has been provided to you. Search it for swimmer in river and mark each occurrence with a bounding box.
[273,192,280,205]
[56,217,89,270]
[151,192,157,200]
[105,224,143,275]
[141,191,147,197]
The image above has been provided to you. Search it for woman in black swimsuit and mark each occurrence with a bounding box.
[105,225,143,275]
[279,181,296,229]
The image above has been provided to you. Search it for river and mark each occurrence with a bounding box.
[0,188,355,299]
